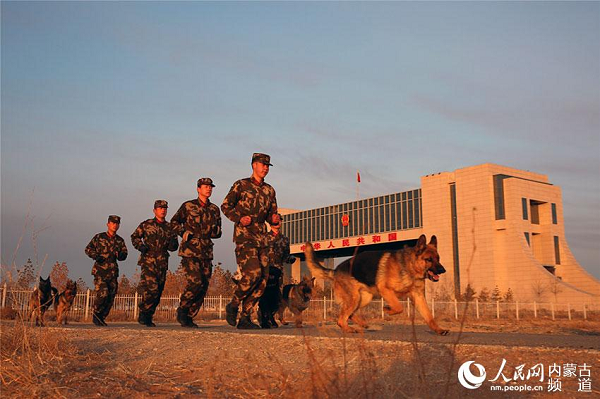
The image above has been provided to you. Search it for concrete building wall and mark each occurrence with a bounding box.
[421,163,599,303]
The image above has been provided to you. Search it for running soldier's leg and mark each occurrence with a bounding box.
[100,276,118,319]
[189,259,212,318]
[179,257,203,313]
[232,245,268,317]
[152,265,168,317]
[244,246,270,313]
[93,276,109,316]
[138,263,159,314]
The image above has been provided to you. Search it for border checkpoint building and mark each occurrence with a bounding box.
[278,163,600,304]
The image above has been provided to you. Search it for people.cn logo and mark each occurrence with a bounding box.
[458,361,487,390]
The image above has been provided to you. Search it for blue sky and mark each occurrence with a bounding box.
[2,2,599,284]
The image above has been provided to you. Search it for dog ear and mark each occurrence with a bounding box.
[416,235,427,254]
[429,235,437,249]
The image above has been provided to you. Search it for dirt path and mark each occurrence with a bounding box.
[2,321,599,398]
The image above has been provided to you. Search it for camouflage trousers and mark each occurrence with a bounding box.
[137,260,168,316]
[93,275,118,319]
[179,257,212,318]
[231,243,269,317]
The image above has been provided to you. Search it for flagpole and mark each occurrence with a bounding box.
[356,170,360,200]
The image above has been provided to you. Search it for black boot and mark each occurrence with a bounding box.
[237,315,260,330]
[92,313,104,327]
[176,307,189,327]
[186,317,199,329]
[138,312,147,325]
[225,302,238,327]
[269,314,279,328]
[144,314,156,327]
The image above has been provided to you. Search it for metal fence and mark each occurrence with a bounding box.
[2,285,598,323]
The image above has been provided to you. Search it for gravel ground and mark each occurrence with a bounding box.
[2,320,599,398]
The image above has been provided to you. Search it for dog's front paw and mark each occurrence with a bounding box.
[437,329,450,336]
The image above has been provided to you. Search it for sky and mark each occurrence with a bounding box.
[1,2,599,286]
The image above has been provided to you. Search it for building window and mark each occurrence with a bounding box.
[530,201,540,225]
[493,175,509,220]
[402,201,408,229]
[414,197,420,227]
[524,232,530,246]
[552,203,557,224]
[522,198,528,220]
[554,236,561,265]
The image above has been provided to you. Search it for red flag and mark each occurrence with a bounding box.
[357,171,361,183]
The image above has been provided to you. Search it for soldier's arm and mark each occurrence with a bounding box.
[221,181,243,223]
[211,207,222,239]
[117,238,128,261]
[130,223,145,251]
[168,226,179,252]
[84,235,99,259]
[266,188,278,225]
[169,203,187,237]
[283,237,296,264]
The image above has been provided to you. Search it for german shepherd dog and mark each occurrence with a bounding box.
[304,234,448,335]
[55,279,77,325]
[277,276,315,328]
[29,276,58,327]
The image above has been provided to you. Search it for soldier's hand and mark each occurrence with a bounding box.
[95,256,105,264]
[240,216,252,226]
[271,213,281,225]
[140,244,149,254]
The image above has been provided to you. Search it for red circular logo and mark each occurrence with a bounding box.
[341,214,349,227]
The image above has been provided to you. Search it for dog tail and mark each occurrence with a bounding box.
[304,242,334,280]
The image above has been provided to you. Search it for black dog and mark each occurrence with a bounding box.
[29,276,58,326]
[258,266,283,328]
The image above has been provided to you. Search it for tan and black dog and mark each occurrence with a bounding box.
[55,279,77,325]
[304,234,448,335]
[277,276,315,328]
[29,276,58,327]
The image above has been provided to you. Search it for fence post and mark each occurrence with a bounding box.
[568,303,571,321]
[322,296,326,320]
[432,298,435,318]
[134,292,139,321]
[534,302,537,318]
[454,299,458,320]
[407,298,411,318]
[475,299,479,319]
[1,283,7,308]
[381,298,385,319]
[496,301,500,319]
[551,302,555,321]
[516,301,519,321]
[219,295,223,319]
[583,304,587,320]
[85,289,91,321]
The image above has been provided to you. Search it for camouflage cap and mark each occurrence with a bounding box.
[108,215,121,224]
[197,177,215,187]
[251,153,272,166]
[154,200,168,209]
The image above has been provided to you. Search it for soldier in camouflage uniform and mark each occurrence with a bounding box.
[85,215,128,326]
[131,200,179,327]
[221,153,279,329]
[170,178,222,328]
[258,214,296,328]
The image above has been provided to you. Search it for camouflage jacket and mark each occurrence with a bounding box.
[170,198,222,259]
[131,218,179,267]
[267,231,293,269]
[85,232,128,279]
[221,178,278,246]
